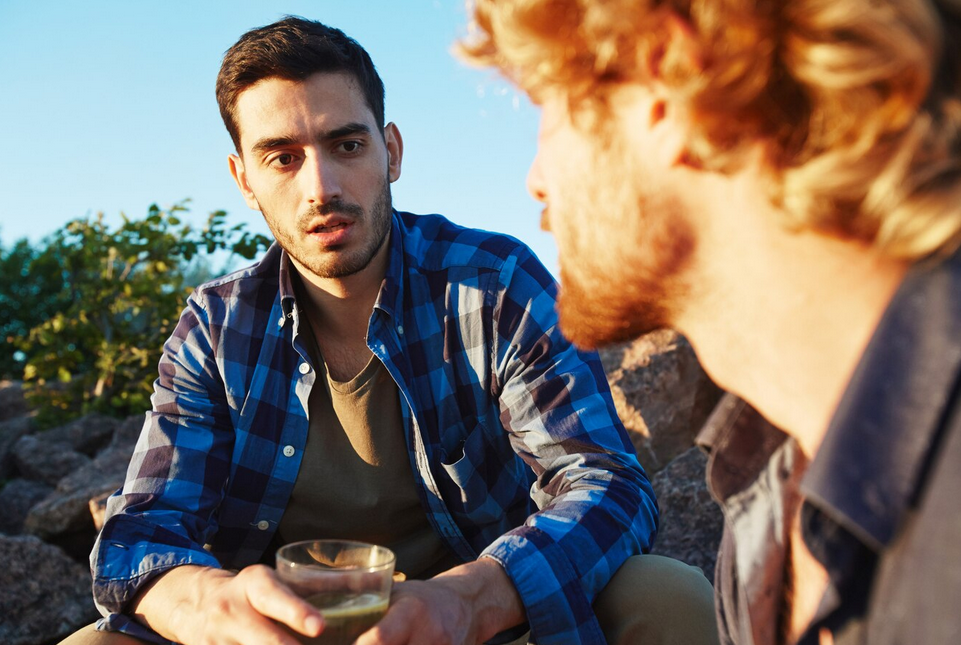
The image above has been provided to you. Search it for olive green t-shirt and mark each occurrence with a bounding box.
[268,323,459,580]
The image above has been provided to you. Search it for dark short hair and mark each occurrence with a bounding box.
[216,16,386,152]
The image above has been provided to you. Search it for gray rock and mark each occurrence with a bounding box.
[599,331,723,474]
[44,412,120,456]
[0,534,98,645]
[0,478,53,535]
[111,414,146,448]
[0,380,27,423]
[11,433,90,486]
[649,447,723,581]
[24,442,134,540]
[0,415,34,480]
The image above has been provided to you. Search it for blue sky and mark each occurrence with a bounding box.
[0,0,557,277]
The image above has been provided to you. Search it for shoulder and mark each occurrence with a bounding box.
[180,244,282,331]
[396,211,532,270]
[395,211,555,289]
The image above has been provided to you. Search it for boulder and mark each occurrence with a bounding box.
[0,534,98,645]
[111,413,146,449]
[0,414,34,480]
[649,447,723,581]
[0,478,53,535]
[43,412,121,456]
[11,433,90,486]
[599,331,723,474]
[0,380,27,422]
[24,442,135,540]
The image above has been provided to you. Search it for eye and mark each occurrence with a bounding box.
[339,141,362,154]
[275,153,294,166]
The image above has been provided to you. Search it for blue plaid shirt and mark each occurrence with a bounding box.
[91,211,658,644]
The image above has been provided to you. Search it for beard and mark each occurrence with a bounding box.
[555,207,694,350]
[549,141,695,350]
[264,175,393,279]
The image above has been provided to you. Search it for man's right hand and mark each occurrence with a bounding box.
[130,564,323,645]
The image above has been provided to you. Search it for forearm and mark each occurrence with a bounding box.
[433,557,526,641]
[129,565,233,643]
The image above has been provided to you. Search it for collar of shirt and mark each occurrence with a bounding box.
[801,251,961,552]
[697,250,961,644]
[276,211,407,331]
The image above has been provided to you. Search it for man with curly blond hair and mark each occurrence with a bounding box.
[462,0,961,643]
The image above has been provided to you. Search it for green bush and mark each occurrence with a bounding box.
[0,203,271,427]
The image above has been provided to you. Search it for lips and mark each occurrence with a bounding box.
[310,221,349,233]
[306,215,353,234]
[304,215,355,247]
[540,208,552,232]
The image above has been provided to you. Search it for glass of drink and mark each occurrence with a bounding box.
[276,539,396,645]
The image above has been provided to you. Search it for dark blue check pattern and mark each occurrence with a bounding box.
[91,211,658,644]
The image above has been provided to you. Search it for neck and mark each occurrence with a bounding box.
[291,234,391,343]
[677,176,908,458]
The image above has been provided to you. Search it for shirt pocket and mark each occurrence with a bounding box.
[437,420,529,526]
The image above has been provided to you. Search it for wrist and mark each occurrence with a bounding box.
[131,565,233,642]
[435,557,525,642]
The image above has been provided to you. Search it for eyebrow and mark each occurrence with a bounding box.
[249,122,373,155]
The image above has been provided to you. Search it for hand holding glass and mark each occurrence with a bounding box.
[275,540,396,645]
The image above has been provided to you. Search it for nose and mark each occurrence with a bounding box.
[526,151,548,204]
[303,153,343,205]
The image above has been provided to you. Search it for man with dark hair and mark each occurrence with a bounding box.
[463,1,961,643]
[61,16,718,645]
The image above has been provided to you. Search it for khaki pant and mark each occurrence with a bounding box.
[61,554,719,645]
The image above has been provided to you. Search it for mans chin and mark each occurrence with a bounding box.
[555,286,667,351]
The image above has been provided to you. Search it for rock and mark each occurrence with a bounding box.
[44,412,120,456]
[0,478,53,535]
[599,331,723,474]
[649,447,723,581]
[0,534,98,645]
[0,415,34,480]
[24,442,134,540]
[111,413,145,449]
[11,433,91,486]
[0,380,27,423]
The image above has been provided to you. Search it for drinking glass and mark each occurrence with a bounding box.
[276,539,396,645]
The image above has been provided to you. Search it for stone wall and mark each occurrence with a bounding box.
[0,333,724,644]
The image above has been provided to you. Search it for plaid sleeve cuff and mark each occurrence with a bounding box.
[92,513,222,617]
[482,526,607,645]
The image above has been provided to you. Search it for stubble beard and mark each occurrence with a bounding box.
[265,176,393,280]
[556,212,694,350]
[551,151,695,350]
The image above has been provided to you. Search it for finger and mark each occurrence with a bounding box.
[240,565,325,638]
[225,615,306,645]
[355,600,416,645]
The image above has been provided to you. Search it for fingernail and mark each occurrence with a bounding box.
[305,615,323,635]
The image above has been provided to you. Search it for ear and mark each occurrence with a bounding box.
[228,153,261,211]
[384,122,404,182]
[648,94,692,169]
[646,11,703,81]
[638,11,702,168]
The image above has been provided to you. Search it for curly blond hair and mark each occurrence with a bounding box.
[460,0,961,260]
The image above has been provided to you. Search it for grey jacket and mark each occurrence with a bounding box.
[699,250,961,645]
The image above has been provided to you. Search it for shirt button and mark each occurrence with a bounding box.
[299,362,310,374]
[282,445,295,457]
[397,325,404,335]
[257,520,270,531]
[278,316,285,327]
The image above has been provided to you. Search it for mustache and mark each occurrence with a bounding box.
[298,200,365,226]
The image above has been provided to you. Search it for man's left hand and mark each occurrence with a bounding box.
[355,557,525,645]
